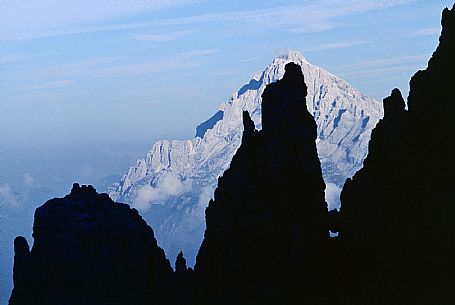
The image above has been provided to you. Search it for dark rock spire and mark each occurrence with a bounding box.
[383,88,406,117]
[175,251,188,273]
[194,62,328,305]
[174,251,193,305]
[9,237,32,305]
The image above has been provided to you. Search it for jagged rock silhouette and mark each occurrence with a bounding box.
[194,62,329,305]
[9,183,174,305]
[338,4,455,305]
[8,5,455,305]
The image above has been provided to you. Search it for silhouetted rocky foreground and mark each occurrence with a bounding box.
[334,4,455,305]
[9,184,175,305]
[9,5,455,305]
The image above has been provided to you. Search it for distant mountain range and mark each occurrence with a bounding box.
[108,51,383,265]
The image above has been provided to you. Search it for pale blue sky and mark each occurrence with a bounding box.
[0,1,453,302]
[1,0,451,149]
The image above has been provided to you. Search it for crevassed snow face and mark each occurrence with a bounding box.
[108,51,383,267]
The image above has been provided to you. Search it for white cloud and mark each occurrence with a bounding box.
[26,57,119,79]
[94,49,217,78]
[239,57,260,63]
[23,48,215,81]
[411,27,440,37]
[22,92,68,100]
[133,173,192,212]
[1,52,58,63]
[95,60,195,78]
[22,173,35,187]
[325,183,342,211]
[277,1,408,33]
[132,30,195,42]
[0,0,189,40]
[304,40,371,52]
[1,0,408,40]
[209,70,239,77]
[336,54,431,79]
[177,49,218,57]
[198,186,214,208]
[340,64,422,78]
[0,183,20,208]
[176,185,214,235]
[19,80,75,91]
[343,54,429,70]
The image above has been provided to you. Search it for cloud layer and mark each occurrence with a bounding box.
[133,173,192,212]
[0,183,19,208]
[1,1,408,40]
[325,182,342,211]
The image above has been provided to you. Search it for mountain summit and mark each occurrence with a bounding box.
[108,51,383,265]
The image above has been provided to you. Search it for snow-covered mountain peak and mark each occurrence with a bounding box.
[108,52,383,267]
[275,49,308,63]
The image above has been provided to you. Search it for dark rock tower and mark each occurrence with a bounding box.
[194,63,329,305]
[338,4,455,305]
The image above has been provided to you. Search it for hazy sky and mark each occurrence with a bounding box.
[0,1,453,302]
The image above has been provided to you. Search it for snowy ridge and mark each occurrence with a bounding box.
[108,51,383,266]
